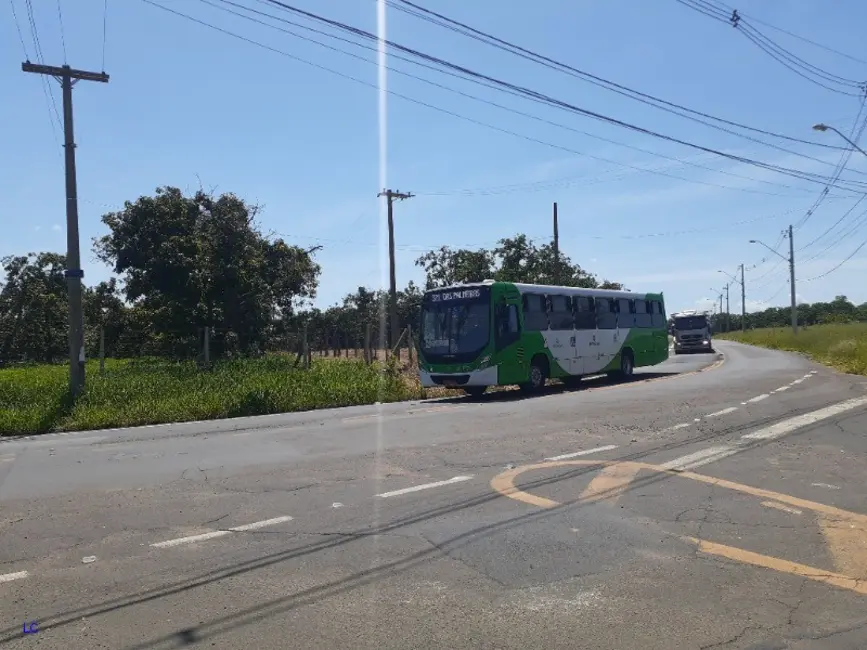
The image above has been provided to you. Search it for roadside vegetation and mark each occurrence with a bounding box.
[719,322,867,376]
[0,355,430,436]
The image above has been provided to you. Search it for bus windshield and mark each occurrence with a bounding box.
[421,290,490,361]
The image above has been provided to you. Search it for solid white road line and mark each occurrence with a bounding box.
[706,407,738,418]
[545,445,619,461]
[375,476,473,498]
[744,394,770,404]
[151,516,293,548]
[773,386,790,392]
[0,571,28,583]
[740,395,867,442]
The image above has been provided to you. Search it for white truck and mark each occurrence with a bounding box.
[670,309,714,354]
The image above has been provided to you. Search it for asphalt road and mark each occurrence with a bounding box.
[2,341,867,649]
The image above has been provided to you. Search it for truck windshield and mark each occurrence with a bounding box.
[421,289,490,362]
[674,316,708,330]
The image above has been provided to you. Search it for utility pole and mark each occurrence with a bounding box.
[377,189,413,347]
[788,224,798,334]
[22,63,109,396]
[552,202,560,285]
[740,263,746,332]
[724,283,730,333]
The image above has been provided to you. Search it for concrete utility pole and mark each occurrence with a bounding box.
[725,283,730,333]
[377,189,413,347]
[749,226,798,334]
[552,202,560,285]
[740,263,746,332]
[22,63,109,396]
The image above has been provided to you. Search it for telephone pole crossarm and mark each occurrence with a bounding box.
[22,62,109,83]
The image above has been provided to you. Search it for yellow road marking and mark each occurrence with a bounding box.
[684,537,867,595]
[490,459,867,596]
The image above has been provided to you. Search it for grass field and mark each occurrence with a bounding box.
[0,355,432,436]
[719,322,867,376]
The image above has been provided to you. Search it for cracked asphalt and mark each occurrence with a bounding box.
[1,341,867,649]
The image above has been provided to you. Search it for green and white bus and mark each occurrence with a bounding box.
[418,280,669,396]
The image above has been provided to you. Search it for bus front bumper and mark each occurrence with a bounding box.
[420,365,498,388]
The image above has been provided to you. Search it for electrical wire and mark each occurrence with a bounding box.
[101,0,109,71]
[23,0,62,148]
[801,205,867,263]
[677,0,866,96]
[204,0,837,199]
[147,0,867,202]
[9,0,30,58]
[796,195,867,253]
[803,237,867,281]
[249,0,867,192]
[55,0,66,62]
[387,0,853,157]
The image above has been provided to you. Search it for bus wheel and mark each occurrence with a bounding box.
[463,386,487,397]
[521,356,548,392]
[620,350,635,378]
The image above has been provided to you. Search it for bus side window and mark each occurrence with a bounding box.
[522,294,548,331]
[549,295,573,329]
[596,298,616,330]
[650,300,665,327]
[574,296,594,330]
[634,300,651,328]
[618,298,634,328]
[496,303,520,349]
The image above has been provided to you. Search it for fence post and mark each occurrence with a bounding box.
[364,323,371,364]
[407,324,414,366]
[204,326,210,366]
[302,322,309,369]
[98,323,106,375]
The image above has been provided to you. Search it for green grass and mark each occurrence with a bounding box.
[0,355,425,436]
[719,322,867,376]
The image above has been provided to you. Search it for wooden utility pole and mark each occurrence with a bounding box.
[787,224,798,334]
[22,63,109,396]
[553,202,560,284]
[377,189,413,347]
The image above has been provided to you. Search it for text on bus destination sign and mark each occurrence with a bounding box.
[429,289,481,302]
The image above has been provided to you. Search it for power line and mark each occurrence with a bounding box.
[101,0,109,71]
[248,0,867,192]
[203,0,840,199]
[797,195,867,252]
[23,0,62,147]
[677,0,866,96]
[803,237,867,281]
[388,0,854,157]
[55,0,66,61]
[8,0,30,58]
[148,1,867,202]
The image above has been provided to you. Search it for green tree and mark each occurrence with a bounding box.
[94,187,320,358]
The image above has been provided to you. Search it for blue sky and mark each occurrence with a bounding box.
[4,0,867,316]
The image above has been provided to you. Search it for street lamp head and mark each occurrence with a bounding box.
[749,239,757,243]
[812,123,829,132]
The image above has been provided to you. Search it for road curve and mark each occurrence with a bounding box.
[1,341,867,649]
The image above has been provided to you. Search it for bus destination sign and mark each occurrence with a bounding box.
[428,288,482,302]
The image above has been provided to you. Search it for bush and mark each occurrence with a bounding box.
[0,356,425,435]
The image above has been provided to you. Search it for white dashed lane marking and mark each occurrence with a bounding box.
[742,394,769,405]
[545,445,618,461]
[706,407,738,418]
[375,475,474,498]
[0,571,28,583]
[661,395,867,471]
[151,516,293,549]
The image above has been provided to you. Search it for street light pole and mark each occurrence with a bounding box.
[749,226,797,334]
[813,123,867,158]
[718,268,744,331]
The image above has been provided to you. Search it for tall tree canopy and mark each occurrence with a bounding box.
[93,186,320,357]
[414,233,624,290]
